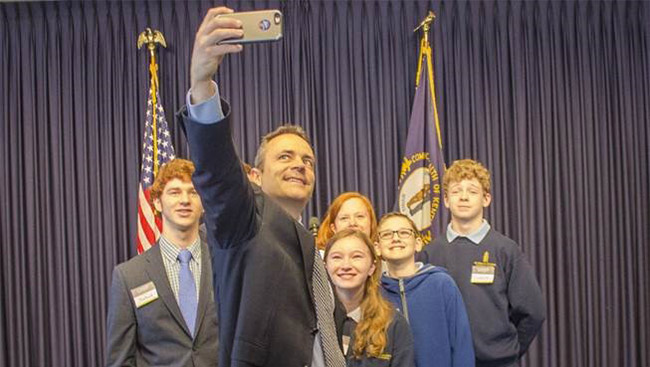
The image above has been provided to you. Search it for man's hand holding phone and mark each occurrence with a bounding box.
[216,10,283,44]
[190,7,243,104]
[190,7,284,104]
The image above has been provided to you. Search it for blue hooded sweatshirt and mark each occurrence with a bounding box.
[380,264,475,367]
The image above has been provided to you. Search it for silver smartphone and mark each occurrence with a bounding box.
[217,10,283,44]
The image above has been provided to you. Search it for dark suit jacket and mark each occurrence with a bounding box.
[179,103,345,367]
[105,241,219,367]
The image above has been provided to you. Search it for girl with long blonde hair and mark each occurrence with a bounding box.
[324,229,414,366]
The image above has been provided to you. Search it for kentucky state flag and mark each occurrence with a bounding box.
[396,37,448,245]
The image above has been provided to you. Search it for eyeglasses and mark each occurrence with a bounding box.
[378,229,416,241]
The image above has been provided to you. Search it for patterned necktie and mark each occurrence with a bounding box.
[178,249,197,338]
[312,250,346,367]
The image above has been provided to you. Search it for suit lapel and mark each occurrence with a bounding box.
[144,244,192,337]
[294,221,345,341]
[295,222,316,306]
[193,241,212,337]
[262,193,316,306]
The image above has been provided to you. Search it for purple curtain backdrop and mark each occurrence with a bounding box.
[1,1,648,366]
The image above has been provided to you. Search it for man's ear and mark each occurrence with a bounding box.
[248,167,262,186]
[444,193,450,209]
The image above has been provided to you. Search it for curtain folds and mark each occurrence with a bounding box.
[1,1,648,366]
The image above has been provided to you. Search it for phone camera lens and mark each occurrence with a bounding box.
[259,19,271,31]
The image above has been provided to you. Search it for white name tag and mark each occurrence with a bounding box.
[471,251,497,284]
[470,265,495,284]
[131,281,159,308]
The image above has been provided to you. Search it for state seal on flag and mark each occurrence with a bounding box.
[398,152,442,240]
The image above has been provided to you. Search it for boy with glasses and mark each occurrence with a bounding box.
[376,212,474,367]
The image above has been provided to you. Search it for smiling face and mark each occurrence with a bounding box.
[331,198,372,237]
[375,216,422,265]
[255,133,315,211]
[153,178,203,234]
[325,235,376,297]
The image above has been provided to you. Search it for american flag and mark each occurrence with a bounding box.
[137,86,175,253]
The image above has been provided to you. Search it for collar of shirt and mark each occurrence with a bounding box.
[446,219,491,245]
[383,262,425,279]
[347,306,362,323]
[159,235,202,264]
[414,262,424,272]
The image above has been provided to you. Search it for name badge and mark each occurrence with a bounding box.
[470,251,496,284]
[131,281,159,308]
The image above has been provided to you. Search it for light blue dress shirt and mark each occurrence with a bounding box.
[446,219,491,244]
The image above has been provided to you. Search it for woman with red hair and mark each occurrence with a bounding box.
[316,192,378,251]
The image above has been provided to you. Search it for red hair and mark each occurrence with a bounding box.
[149,159,195,216]
[316,192,378,250]
[443,159,491,194]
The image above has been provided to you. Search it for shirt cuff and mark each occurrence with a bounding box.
[186,81,224,124]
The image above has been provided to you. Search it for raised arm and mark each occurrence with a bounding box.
[189,7,243,104]
[179,7,258,250]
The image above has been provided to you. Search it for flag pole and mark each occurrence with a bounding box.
[413,11,435,46]
[396,10,447,245]
[137,28,167,176]
[136,28,172,253]
[413,11,436,86]
[413,12,444,152]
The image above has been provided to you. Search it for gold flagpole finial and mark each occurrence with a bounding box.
[413,11,436,44]
[137,28,167,175]
[137,28,167,59]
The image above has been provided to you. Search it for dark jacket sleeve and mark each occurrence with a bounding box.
[389,312,416,367]
[507,251,546,356]
[442,278,475,367]
[105,266,137,367]
[177,102,259,250]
